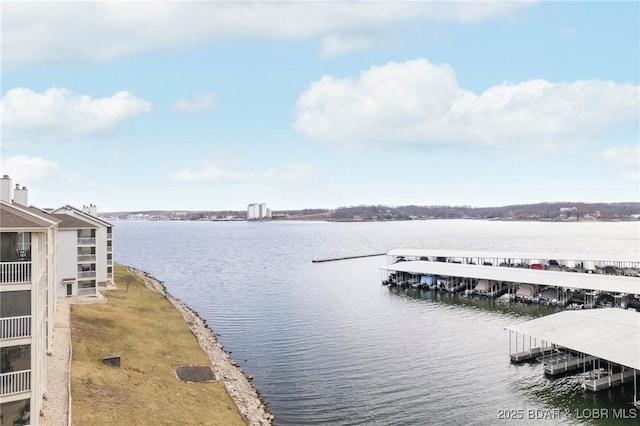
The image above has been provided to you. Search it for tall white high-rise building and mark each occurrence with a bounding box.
[247,203,271,220]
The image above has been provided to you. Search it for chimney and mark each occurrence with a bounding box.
[83,203,98,216]
[0,175,12,203]
[14,185,29,206]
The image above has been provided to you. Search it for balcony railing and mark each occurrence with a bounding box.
[78,287,96,296]
[107,232,113,239]
[0,262,31,284]
[107,258,113,265]
[77,254,96,262]
[107,273,113,279]
[78,271,96,278]
[0,370,31,396]
[107,245,113,253]
[77,237,96,245]
[0,316,31,340]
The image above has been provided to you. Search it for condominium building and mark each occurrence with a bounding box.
[0,201,57,426]
[247,203,271,220]
[52,214,100,297]
[51,205,114,295]
[0,175,115,425]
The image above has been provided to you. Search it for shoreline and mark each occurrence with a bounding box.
[126,266,274,425]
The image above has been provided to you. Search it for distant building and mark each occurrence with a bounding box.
[247,203,271,220]
[51,205,114,296]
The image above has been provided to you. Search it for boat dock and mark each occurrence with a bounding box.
[583,368,636,391]
[510,345,553,363]
[386,249,640,273]
[312,253,386,263]
[505,309,640,405]
[379,249,640,308]
[543,354,597,376]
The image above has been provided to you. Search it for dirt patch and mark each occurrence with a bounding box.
[175,365,216,383]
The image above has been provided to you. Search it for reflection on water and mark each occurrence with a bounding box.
[115,220,640,425]
[390,286,563,318]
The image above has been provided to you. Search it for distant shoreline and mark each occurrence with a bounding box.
[104,217,640,223]
[127,266,274,425]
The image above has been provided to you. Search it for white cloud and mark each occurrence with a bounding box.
[318,35,373,59]
[171,161,313,185]
[1,87,151,142]
[0,155,59,181]
[174,92,216,113]
[294,58,640,153]
[2,2,535,68]
[600,145,640,182]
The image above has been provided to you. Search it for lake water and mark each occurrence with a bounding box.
[114,220,640,425]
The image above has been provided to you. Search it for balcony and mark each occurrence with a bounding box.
[107,272,113,279]
[0,262,31,285]
[107,258,113,265]
[78,271,96,279]
[0,370,31,396]
[0,316,31,340]
[77,254,97,262]
[107,245,113,253]
[77,237,96,245]
[107,231,113,239]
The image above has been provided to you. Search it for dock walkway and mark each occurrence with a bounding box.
[583,369,636,392]
[510,346,553,363]
[544,355,596,376]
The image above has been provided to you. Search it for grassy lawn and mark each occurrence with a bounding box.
[70,264,245,426]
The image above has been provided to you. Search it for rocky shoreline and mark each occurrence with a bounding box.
[128,266,274,425]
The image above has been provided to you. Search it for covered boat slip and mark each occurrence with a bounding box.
[379,261,640,296]
[505,309,640,404]
[380,260,640,295]
[387,248,640,272]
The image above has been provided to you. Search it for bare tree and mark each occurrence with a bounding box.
[123,275,134,292]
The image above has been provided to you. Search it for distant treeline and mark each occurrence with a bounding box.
[106,202,640,221]
[328,202,640,220]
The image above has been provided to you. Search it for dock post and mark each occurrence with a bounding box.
[634,370,637,406]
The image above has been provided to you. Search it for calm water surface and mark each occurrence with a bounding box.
[115,220,640,425]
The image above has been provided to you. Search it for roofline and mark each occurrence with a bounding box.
[387,248,640,264]
[0,226,49,233]
[53,205,114,227]
[505,309,640,370]
[0,200,57,230]
[26,205,62,224]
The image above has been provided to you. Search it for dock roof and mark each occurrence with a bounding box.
[380,261,640,295]
[505,309,640,370]
[387,248,640,264]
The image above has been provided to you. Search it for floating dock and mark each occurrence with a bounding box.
[386,249,640,272]
[543,354,596,376]
[583,369,636,392]
[379,249,640,307]
[510,345,553,363]
[312,253,386,263]
[505,309,640,405]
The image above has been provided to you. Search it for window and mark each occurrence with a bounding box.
[16,232,30,251]
[78,280,95,289]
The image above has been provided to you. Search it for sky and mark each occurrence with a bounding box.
[1,1,639,212]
